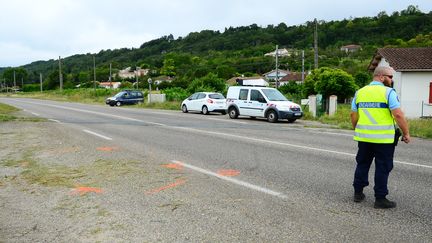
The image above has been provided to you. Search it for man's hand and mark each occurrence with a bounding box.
[401,134,411,144]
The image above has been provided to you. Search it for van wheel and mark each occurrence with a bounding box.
[182,105,188,113]
[267,110,278,123]
[228,107,239,119]
[115,101,122,107]
[202,106,209,115]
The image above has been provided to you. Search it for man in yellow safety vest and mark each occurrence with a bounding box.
[350,66,411,209]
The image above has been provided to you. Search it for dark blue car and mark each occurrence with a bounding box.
[106,90,144,106]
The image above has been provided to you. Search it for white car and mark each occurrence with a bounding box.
[181,92,227,115]
[226,86,303,122]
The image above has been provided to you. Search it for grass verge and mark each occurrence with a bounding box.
[0,102,45,122]
[1,152,146,188]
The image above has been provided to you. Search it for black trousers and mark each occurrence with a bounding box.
[353,141,396,199]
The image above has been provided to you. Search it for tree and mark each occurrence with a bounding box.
[303,67,332,97]
[188,73,226,93]
[314,68,358,102]
[160,58,176,77]
[354,71,371,88]
[2,67,28,87]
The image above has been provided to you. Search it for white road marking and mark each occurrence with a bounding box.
[207,117,248,124]
[308,130,353,137]
[31,112,39,116]
[83,129,113,141]
[172,126,432,169]
[48,119,61,123]
[172,160,287,199]
[13,99,432,170]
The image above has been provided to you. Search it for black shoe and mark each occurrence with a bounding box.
[374,198,397,209]
[354,192,365,202]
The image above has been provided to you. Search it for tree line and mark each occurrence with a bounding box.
[1,5,431,101]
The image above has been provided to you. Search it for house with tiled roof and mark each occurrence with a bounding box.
[279,72,308,85]
[368,47,432,118]
[340,44,362,53]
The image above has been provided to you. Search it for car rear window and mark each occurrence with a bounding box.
[209,93,225,99]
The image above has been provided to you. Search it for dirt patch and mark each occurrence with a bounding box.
[0,121,186,241]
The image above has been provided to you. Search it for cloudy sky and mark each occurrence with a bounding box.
[1,0,431,67]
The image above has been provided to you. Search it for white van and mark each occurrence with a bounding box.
[226,86,303,123]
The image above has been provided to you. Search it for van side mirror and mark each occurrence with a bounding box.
[258,97,266,103]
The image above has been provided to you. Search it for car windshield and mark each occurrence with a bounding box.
[262,89,288,101]
[114,92,126,98]
[208,93,225,99]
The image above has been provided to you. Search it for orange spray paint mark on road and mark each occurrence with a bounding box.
[145,179,187,195]
[217,169,240,177]
[162,163,184,170]
[96,146,119,152]
[70,186,103,196]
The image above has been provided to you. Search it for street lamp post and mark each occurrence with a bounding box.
[147,78,152,104]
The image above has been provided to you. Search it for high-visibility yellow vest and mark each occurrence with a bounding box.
[354,85,395,144]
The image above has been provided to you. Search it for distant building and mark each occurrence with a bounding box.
[279,72,308,85]
[118,67,149,79]
[340,44,362,53]
[263,69,290,80]
[368,47,432,118]
[99,82,121,89]
[226,76,269,86]
[264,48,291,57]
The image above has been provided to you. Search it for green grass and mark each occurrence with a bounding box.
[0,102,45,122]
[408,118,432,139]
[0,103,19,121]
[1,155,146,188]
[318,104,353,130]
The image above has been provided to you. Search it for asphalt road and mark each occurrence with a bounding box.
[1,97,431,242]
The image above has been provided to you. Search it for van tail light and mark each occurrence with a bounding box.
[207,99,214,104]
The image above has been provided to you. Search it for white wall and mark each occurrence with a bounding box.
[378,59,432,118]
[400,72,432,118]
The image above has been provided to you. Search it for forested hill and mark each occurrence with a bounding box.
[4,5,432,84]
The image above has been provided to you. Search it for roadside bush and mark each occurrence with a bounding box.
[23,84,41,92]
[162,87,189,101]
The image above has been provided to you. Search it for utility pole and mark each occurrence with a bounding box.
[40,73,43,92]
[135,67,139,90]
[13,70,16,90]
[301,50,305,82]
[21,77,23,90]
[275,45,279,89]
[93,56,96,92]
[314,18,318,69]
[109,63,112,88]
[59,56,63,91]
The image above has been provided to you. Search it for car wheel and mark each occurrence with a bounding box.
[288,118,296,123]
[182,104,188,113]
[202,106,209,115]
[267,110,278,123]
[115,101,122,107]
[228,107,239,119]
